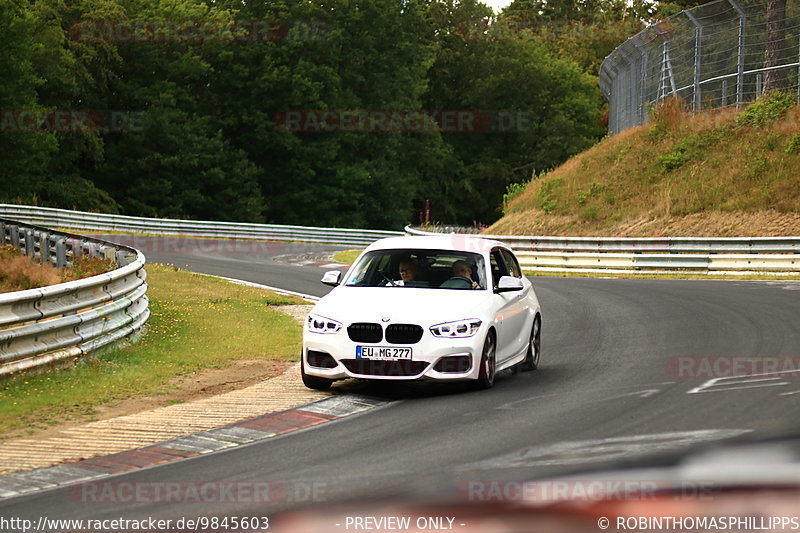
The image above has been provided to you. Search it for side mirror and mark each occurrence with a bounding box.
[321,270,342,287]
[495,275,523,293]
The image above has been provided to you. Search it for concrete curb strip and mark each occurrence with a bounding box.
[0,394,388,500]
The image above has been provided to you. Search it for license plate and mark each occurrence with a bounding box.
[356,346,412,360]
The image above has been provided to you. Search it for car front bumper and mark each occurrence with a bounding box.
[302,332,485,381]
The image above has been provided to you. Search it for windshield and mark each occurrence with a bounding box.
[345,249,486,290]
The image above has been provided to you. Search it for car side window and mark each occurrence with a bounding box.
[500,249,522,278]
[490,251,510,288]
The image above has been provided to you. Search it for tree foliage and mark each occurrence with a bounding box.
[1,0,615,228]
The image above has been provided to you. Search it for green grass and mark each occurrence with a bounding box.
[0,264,306,435]
[490,93,800,237]
[333,249,363,265]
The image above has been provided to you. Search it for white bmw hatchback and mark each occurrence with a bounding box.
[301,236,541,390]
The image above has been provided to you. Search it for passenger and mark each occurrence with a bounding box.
[451,260,480,289]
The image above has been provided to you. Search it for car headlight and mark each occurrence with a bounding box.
[307,314,342,334]
[429,319,482,338]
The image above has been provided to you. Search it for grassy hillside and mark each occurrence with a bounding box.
[489,94,800,237]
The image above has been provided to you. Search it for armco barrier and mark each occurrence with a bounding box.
[0,219,149,376]
[405,226,800,274]
[0,204,402,246]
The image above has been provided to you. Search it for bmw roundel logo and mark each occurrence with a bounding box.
[381,316,390,322]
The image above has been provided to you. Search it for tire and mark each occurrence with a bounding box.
[301,360,333,390]
[521,316,541,371]
[475,331,497,389]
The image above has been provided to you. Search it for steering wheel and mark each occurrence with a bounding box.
[379,271,399,286]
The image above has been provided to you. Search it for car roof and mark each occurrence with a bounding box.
[363,235,509,255]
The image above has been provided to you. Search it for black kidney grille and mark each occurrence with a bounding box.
[347,323,383,343]
[385,324,423,344]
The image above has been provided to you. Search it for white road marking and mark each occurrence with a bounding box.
[460,429,752,469]
[687,372,794,394]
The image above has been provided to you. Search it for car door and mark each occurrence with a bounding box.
[497,249,532,361]
[490,249,521,364]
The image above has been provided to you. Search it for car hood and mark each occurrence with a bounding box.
[313,286,491,327]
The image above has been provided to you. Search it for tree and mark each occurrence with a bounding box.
[763,0,787,92]
[0,1,58,204]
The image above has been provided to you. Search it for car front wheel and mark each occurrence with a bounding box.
[475,331,496,389]
[521,316,541,371]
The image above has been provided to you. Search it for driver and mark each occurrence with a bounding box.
[387,259,420,286]
[452,260,480,289]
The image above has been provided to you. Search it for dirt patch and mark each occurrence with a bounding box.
[276,304,315,324]
[5,359,291,441]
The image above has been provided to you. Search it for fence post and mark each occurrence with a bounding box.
[722,79,728,106]
[632,39,649,122]
[619,47,636,131]
[685,10,703,111]
[655,21,677,102]
[728,0,746,108]
[606,56,621,133]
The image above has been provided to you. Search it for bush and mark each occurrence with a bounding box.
[0,246,63,291]
[735,91,795,128]
[69,255,116,280]
[0,246,116,292]
[786,133,800,154]
[537,177,563,213]
[647,97,686,140]
[502,181,529,213]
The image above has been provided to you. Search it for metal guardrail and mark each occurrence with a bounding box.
[0,204,402,246]
[0,219,149,376]
[405,226,800,273]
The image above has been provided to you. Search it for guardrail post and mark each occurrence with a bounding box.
[756,72,762,96]
[23,229,35,257]
[115,250,131,267]
[55,238,67,268]
[40,232,51,264]
[728,0,746,108]
[0,221,5,246]
[10,225,20,248]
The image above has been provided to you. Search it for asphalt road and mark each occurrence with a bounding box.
[3,236,800,526]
